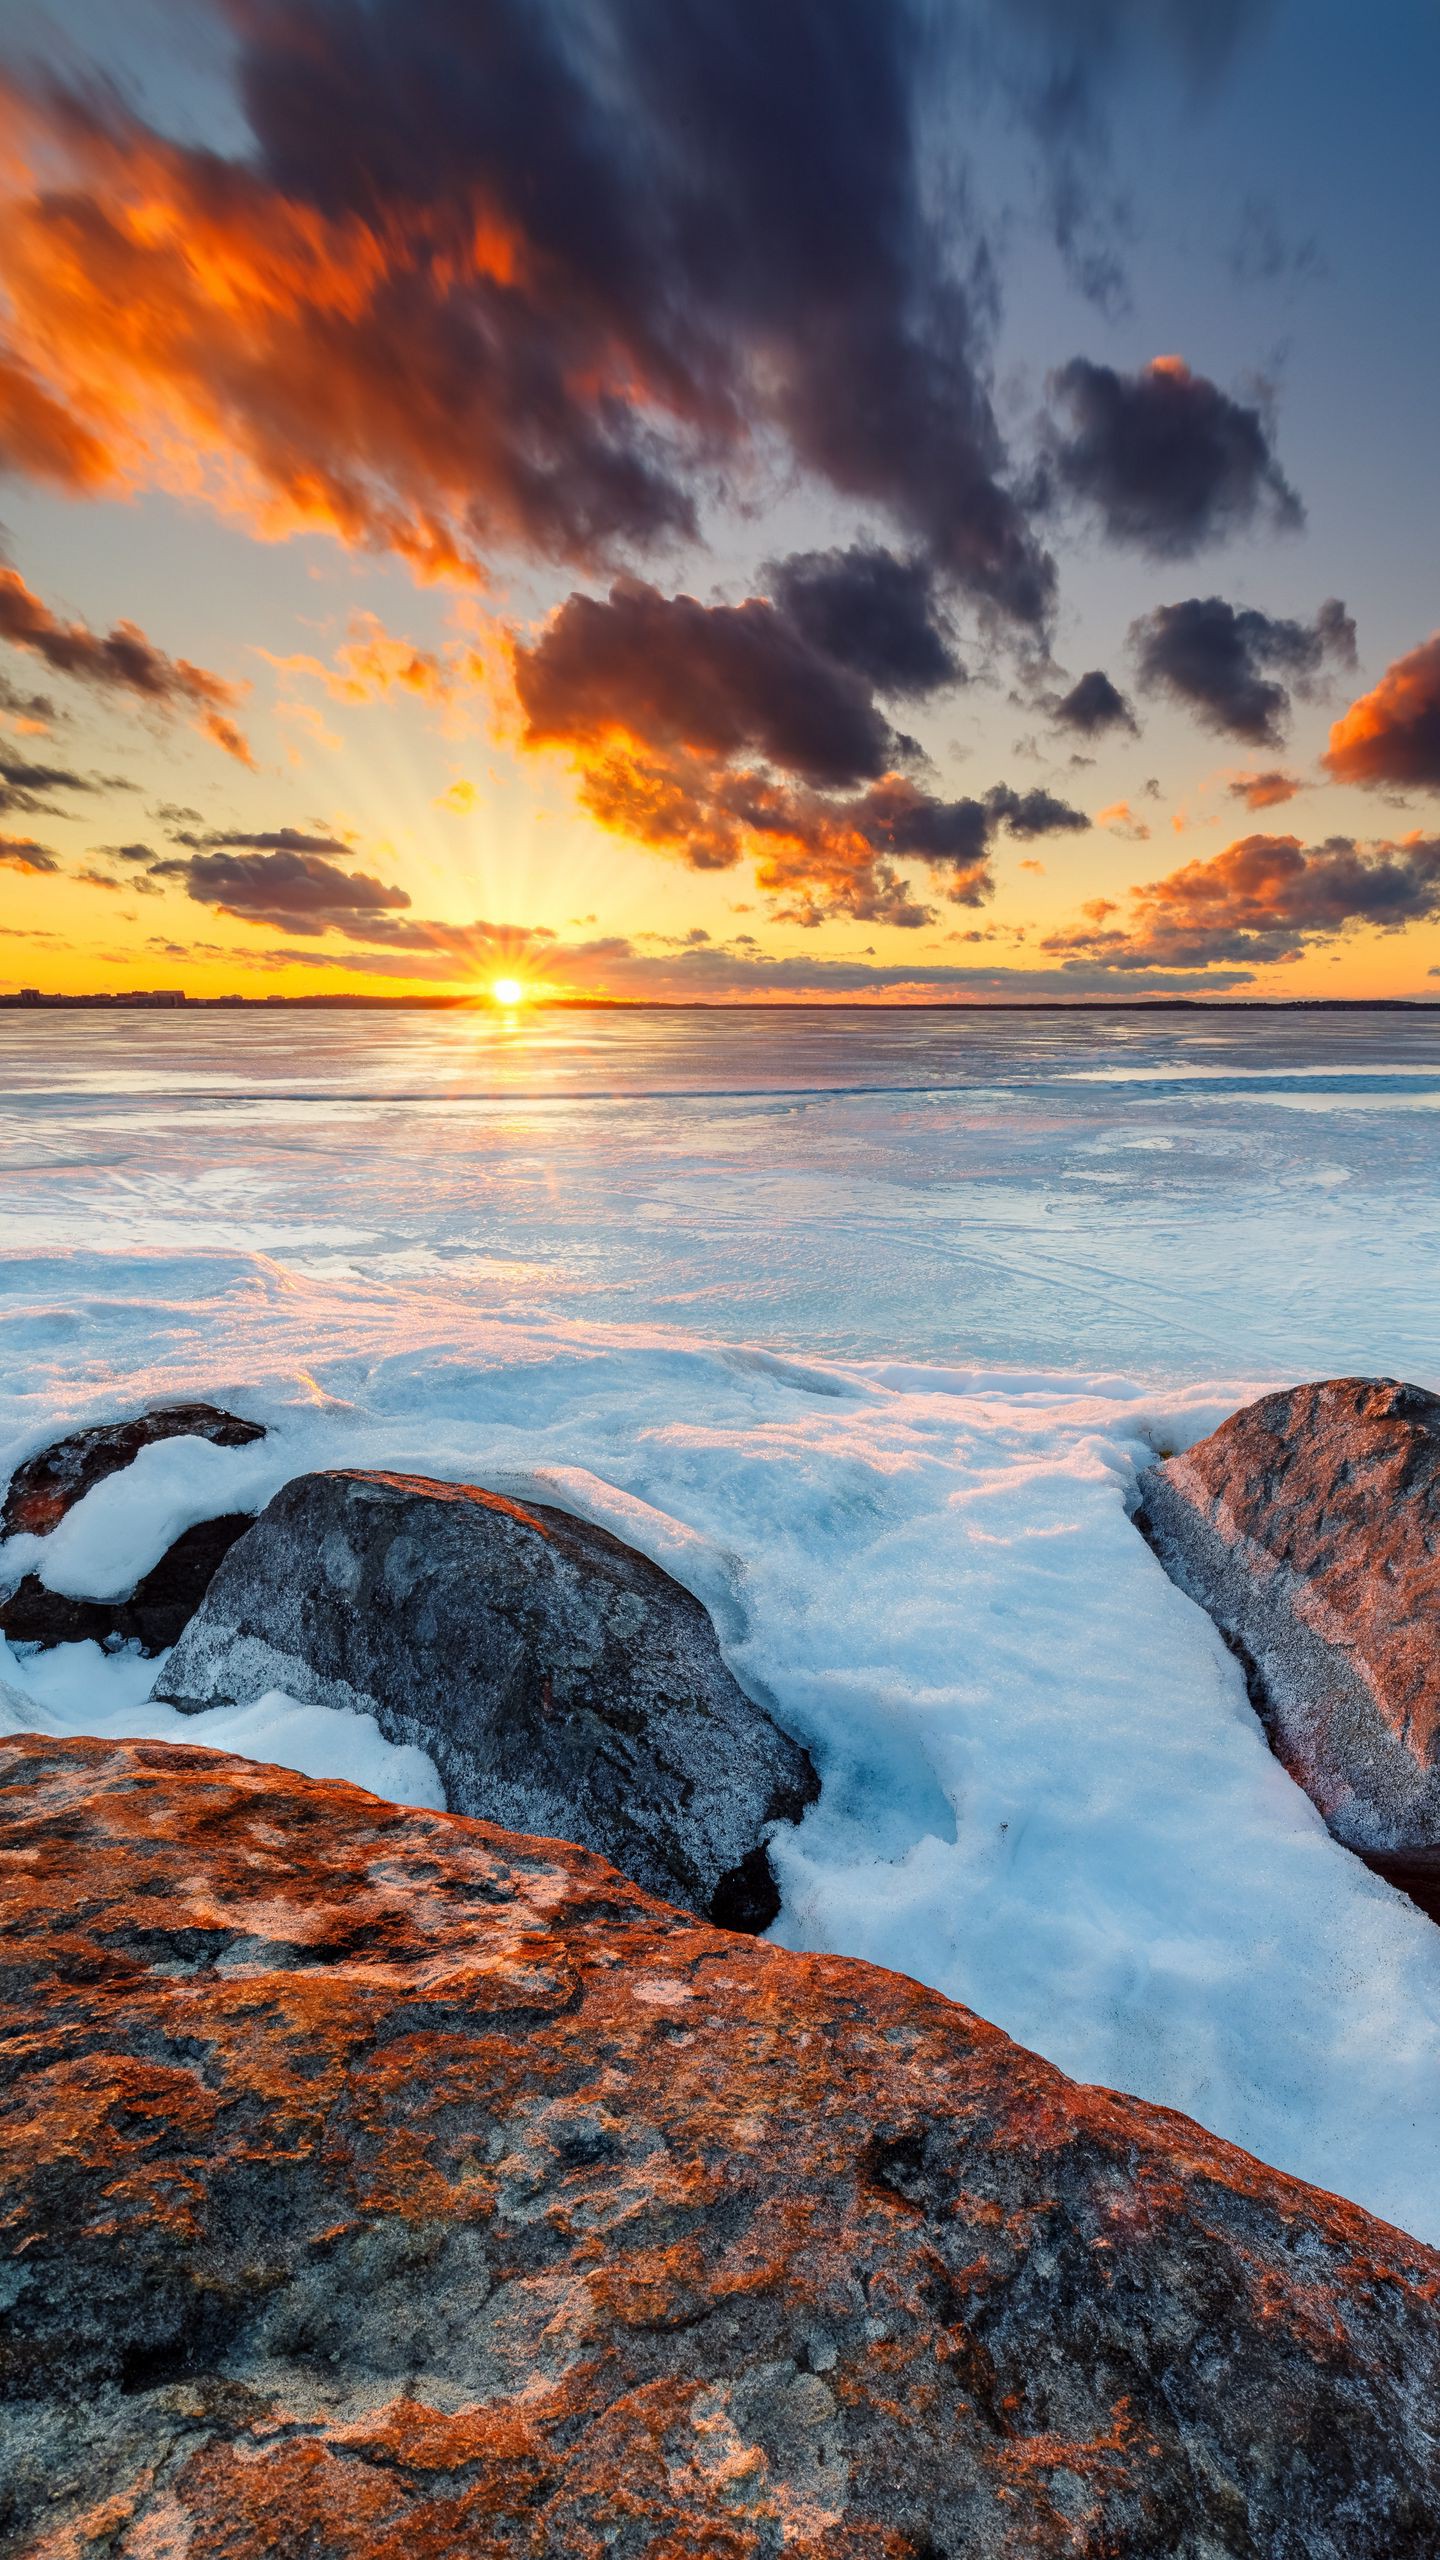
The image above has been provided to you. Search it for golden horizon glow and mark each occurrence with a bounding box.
[491,976,526,1006]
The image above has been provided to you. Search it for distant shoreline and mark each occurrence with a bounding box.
[3,994,1440,1016]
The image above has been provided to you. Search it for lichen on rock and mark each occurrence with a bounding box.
[2,1732,1438,2558]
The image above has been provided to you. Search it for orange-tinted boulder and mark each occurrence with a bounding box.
[0,1404,264,1539]
[1137,1379,1440,1879]
[1,1732,1438,2557]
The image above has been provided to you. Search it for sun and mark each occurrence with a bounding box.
[491,977,525,1007]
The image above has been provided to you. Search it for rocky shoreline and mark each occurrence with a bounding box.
[3,1731,1439,2558]
[1,1379,1439,2550]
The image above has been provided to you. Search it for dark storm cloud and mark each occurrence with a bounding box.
[1049,668,1139,737]
[1043,357,1302,557]
[0,0,1064,621]
[0,567,251,759]
[514,578,909,790]
[149,845,412,936]
[1044,829,1440,971]
[764,547,962,699]
[1131,595,1355,745]
[1324,634,1440,791]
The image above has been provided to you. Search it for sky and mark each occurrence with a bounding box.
[0,0,1438,1004]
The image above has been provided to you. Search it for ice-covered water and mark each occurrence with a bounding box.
[4,1002,1440,2239]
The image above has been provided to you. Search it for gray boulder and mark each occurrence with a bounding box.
[154,1468,818,1929]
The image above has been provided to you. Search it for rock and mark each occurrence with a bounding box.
[1,1404,265,1540]
[0,1514,257,1655]
[1136,1378,1440,1892]
[1,1734,1437,2560]
[154,1469,819,1928]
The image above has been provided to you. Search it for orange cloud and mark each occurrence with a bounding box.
[0,831,58,873]
[1097,800,1150,841]
[1325,634,1440,790]
[0,77,687,578]
[512,579,1087,926]
[1044,829,1440,972]
[1229,769,1301,810]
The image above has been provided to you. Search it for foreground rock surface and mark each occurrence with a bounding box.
[2,1737,1438,2559]
[0,1404,264,1540]
[1137,1380,1440,1894]
[156,1470,818,1927]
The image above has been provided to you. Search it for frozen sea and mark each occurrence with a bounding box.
[4,1001,1440,2239]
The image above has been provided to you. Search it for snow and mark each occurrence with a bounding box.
[0,1650,443,1810]
[4,1003,1440,2241]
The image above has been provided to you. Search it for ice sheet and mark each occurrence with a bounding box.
[3,1004,1440,2242]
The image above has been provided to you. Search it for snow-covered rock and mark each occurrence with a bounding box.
[155,1468,819,1927]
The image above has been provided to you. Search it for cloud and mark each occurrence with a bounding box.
[0,567,251,760]
[515,577,907,790]
[0,668,56,728]
[1228,769,1300,809]
[0,831,58,873]
[1043,828,1440,971]
[0,0,1062,621]
[515,576,1086,922]
[0,750,98,817]
[259,611,487,709]
[1048,667,1138,737]
[978,4,1276,313]
[1043,355,1302,556]
[166,826,351,855]
[1131,594,1355,744]
[1324,634,1440,791]
[763,546,962,698]
[1097,800,1150,840]
[150,845,412,935]
[1227,196,1323,291]
[247,920,1256,1000]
